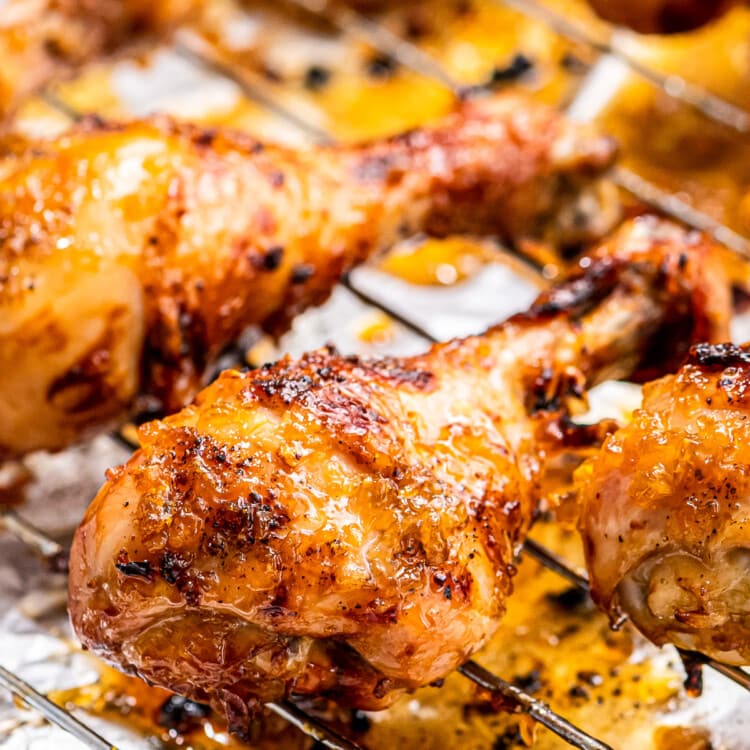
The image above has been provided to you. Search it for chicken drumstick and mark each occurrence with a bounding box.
[0,93,618,457]
[580,339,750,665]
[69,217,729,736]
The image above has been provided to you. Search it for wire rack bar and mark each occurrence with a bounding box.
[522,538,588,591]
[283,0,750,248]
[499,0,750,133]
[0,508,68,571]
[343,271,750,698]
[523,535,750,693]
[698,658,750,691]
[612,166,750,259]
[268,701,362,750]
[459,660,613,750]
[0,655,362,750]
[40,0,750,251]
[40,91,85,122]
[282,0,462,92]
[173,31,334,144]
[276,0,750,251]
[0,506,608,750]
[340,275,438,342]
[0,664,116,750]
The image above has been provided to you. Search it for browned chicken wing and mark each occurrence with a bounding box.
[0,0,200,123]
[0,93,619,458]
[580,339,750,665]
[69,217,730,735]
[587,0,740,33]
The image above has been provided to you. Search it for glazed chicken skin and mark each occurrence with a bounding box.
[580,341,750,665]
[69,217,730,734]
[0,93,620,458]
[0,0,199,123]
[586,0,740,33]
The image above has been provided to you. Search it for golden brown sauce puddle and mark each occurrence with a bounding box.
[378,237,547,290]
[594,6,750,237]
[378,237,497,286]
[599,79,750,235]
[616,5,750,109]
[291,0,596,142]
[50,667,305,749]
[51,65,124,118]
[355,310,396,345]
[653,725,712,750]
[192,0,597,142]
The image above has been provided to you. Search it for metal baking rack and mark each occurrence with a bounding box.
[2,1,750,748]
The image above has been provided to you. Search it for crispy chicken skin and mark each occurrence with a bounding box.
[580,341,750,664]
[587,0,739,33]
[69,217,730,733]
[0,0,199,123]
[0,94,619,458]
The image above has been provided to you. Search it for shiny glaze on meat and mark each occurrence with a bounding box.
[0,93,619,458]
[69,217,730,735]
[0,0,198,123]
[580,340,750,664]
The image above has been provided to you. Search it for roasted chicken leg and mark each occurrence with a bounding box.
[0,94,619,458]
[69,217,730,734]
[580,340,750,665]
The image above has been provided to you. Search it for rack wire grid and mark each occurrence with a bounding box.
[2,1,750,748]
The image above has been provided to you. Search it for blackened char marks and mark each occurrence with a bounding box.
[525,366,585,414]
[527,260,617,321]
[291,263,315,283]
[115,555,153,580]
[159,550,191,585]
[687,342,750,370]
[201,499,290,559]
[164,428,230,472]
[46,308,130,415]
[159,550,201,606]
[363,358,436,391]
[152,115,265,158]
[253,245,285,271]
[249,351,436,409]
[255,370,314,404]
[191,128,217,149]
